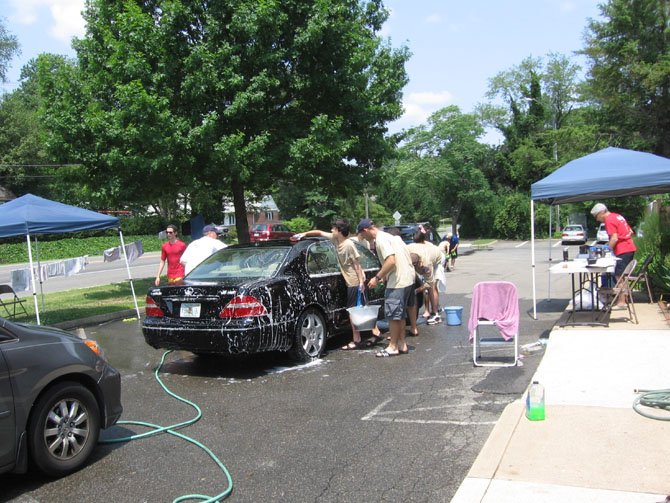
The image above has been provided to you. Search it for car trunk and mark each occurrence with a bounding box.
[147,280,246,321]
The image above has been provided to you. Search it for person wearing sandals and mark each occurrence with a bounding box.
[357,219,416,357]
[292,220,367,350]
[408,228,443,324]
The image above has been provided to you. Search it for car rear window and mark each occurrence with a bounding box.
[187,247,290,280]
[565,225,583,231]
[251,224,269,232]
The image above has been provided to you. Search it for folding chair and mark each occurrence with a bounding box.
[468,281,519,367]
[628,253,654,303]
[0,284,29,319]
[599,259,638,324]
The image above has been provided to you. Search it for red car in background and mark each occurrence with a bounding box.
[249,222,294,243]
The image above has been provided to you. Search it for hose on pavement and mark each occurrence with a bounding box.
[100,350,233,502]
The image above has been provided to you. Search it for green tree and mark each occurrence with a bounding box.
[0,58,86,201]
[388,106,491,234]
[0,18,19,83]
[38,0,409,241]
[581,0,670,156]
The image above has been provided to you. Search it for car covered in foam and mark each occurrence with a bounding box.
[141,238,384,361]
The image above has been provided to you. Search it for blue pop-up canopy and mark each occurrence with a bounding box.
[0,193,119,237]
[531,147,670,204]
[0,194,139,324]
[530,147,670,319]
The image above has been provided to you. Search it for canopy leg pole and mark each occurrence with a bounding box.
[531,201,537,320]
[26,234,40,325]
[118,230,141,319]
[34,236,45,311]
[548,207,552,300]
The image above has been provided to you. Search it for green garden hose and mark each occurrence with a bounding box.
[633,388,670,421]
[100,350,233,502]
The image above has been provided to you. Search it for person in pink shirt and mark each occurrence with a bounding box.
[591,203,636,307]
[155,224,187,285]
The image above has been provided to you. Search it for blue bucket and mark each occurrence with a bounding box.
[444,306,464,326]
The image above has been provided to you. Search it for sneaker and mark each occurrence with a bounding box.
[427,314,441,325]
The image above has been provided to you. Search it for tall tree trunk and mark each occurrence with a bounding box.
[232,176,250,243]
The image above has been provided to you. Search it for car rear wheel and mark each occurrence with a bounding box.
[291,308,327,362]
[28,381,100,477]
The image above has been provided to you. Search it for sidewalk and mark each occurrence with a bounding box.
[452,302,670,502]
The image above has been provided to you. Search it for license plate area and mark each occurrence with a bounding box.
[180,303,201,318]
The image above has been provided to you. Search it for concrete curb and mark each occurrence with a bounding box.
[53,308,144,330]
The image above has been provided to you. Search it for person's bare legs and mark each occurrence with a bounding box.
[429,284,440,316]
[386,319,403,353]
[399,317,409,352]
[407,304,418,336]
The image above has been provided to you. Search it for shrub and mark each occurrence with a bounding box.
[283,217,312,233]
[119,215,165,235]
[0,235,163,264]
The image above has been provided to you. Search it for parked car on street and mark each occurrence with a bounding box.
[596,223,609,243]
[142,238,385,361]
[382,222,441,245]
[0,319,122,477]
[249,222,294,243]
[561,224,588,245]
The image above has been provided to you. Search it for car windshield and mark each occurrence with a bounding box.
[187,246,290,280]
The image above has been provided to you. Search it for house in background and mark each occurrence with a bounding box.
[221,195,282,229]
[0,186,16,204]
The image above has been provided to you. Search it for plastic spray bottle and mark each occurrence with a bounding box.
[526,381,545,421]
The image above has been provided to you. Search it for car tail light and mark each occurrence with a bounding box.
[220,295,268,318]
[145,295,165,317]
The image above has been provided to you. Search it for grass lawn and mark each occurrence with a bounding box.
[8,277,154,326]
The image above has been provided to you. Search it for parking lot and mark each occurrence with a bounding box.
[2,241,571,502]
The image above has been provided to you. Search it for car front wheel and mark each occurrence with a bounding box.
[28,381,100,477]
[291,308,327,362]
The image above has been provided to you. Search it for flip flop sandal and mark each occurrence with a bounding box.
[399,347,409,354]
[375,349,400,357]
[363,335,383,348]
[341,341,362,350]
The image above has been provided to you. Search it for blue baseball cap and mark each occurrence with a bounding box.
[357,219,374,233]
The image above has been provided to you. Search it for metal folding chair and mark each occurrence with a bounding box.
[599,259,638,324]
[628,253,654,303]
[469,281,519,367]
[0,284,29,319]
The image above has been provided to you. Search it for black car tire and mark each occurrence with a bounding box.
[291,308,327,362]
[28,381,101,477]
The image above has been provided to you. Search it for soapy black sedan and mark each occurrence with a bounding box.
[142,239,384,361]
[0,319,122,477]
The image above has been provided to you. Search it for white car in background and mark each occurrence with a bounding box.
[596,223,609,243]
[561,224,588,245]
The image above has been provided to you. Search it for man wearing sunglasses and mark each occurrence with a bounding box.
[155,224,187,285]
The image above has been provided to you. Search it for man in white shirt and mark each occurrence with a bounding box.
[180,224,226,275]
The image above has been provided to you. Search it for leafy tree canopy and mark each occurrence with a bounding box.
[0,18,20,83]
[37,0,409,241]
[581,0,670,156]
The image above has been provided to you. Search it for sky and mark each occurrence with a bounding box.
[2,0,603,136]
